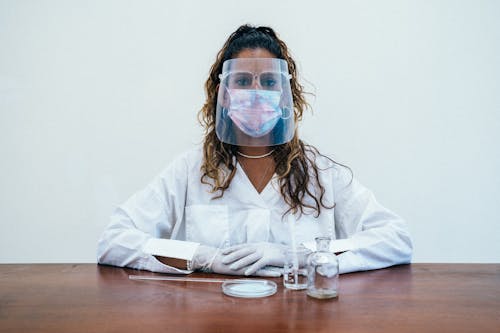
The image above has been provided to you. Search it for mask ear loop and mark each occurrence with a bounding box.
[281,106,292,120]
[280,74,293,120]
[218,77,231,118]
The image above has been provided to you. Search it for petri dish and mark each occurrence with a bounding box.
[222,279,277,298]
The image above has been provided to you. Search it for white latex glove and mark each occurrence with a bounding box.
[221,242,287,276]
[191,245,281,277]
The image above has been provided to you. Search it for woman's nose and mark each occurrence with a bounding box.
[251,74,261,89]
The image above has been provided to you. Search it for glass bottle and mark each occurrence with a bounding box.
[306,237,339,299]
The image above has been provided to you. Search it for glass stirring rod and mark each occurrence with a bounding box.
[129,275,229,283]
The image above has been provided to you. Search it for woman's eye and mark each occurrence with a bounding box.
[261,79,276,87]
[260,73,280,88]
[236,78,251,86]
[230,73,252,87]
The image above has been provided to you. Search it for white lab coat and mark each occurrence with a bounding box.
[97,147,412,274]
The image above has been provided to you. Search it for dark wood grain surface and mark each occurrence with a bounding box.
[1,264,499,333]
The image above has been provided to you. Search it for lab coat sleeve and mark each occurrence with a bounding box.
[331,166,413,274]
[97,153,198,274]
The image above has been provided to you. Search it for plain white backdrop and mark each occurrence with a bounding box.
[1,0,499,263]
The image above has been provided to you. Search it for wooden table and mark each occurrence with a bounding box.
[0,264,499,332]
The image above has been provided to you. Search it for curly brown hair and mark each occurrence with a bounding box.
[198,24,341,217]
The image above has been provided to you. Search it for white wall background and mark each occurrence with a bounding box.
[1,0,499,263]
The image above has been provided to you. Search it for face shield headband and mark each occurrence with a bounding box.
[215,58,295,147]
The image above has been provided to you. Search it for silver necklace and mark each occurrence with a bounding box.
[236,149,275,159]
[238,157,275,193]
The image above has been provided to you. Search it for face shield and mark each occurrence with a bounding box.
[215,58,295,147]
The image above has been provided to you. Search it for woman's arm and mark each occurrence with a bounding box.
[332,165,413,274]
[97,152,196,274]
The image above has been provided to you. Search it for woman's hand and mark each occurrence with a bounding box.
[221,242,287,276]
[191,244,281,277]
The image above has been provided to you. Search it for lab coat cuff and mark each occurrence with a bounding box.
[337,250,367,274]
[143,238,200,261]
[302,238,356,254]
[145,256,193,274]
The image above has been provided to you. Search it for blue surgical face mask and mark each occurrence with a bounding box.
[227,89,282,138]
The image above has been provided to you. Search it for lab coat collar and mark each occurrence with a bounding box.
[233,161,280,208]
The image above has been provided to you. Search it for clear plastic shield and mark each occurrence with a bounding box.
[215,58,294,146]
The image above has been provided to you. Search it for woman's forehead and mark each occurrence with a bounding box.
[230,60,275,72]
[224,58,284,73]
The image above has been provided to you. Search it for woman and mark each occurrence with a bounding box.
[97,25,412,277]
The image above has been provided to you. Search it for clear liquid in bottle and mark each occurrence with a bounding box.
[306,237,339,299]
